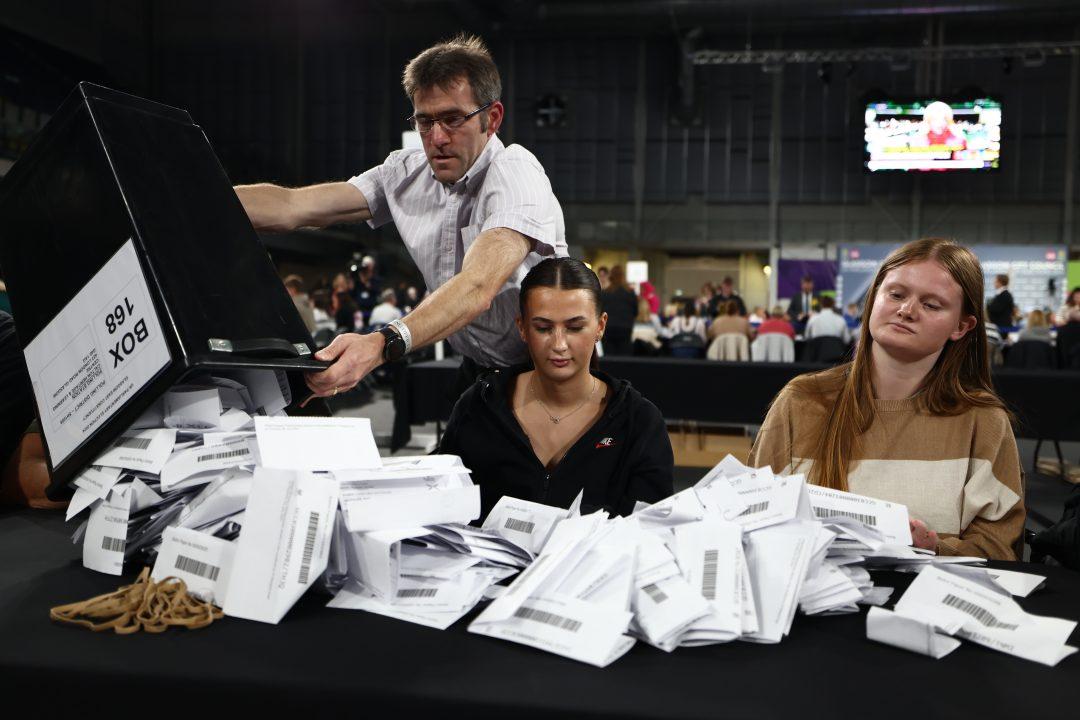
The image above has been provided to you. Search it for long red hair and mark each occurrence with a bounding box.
[791,238,1006,490]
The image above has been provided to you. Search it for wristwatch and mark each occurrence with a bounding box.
[378,325,407,362]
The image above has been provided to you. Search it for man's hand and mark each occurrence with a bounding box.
[304,333,385,397]
[910,518,939,552]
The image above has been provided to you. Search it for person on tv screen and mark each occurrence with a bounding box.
[918,101,966,156]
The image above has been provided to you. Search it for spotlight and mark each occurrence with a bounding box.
[763,265,772,277]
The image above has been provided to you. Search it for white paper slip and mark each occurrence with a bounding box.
[151,526,237,605]
[129,477,163,512]
[239,369,291,415]
[806,485,912,545]
[743,521,817,643]
[988,568,1047,598]
[66,485,101,521]
[728,474,804,532]
[217,407,254,433]
[91,428,176,475]
[160,435,256,491]
[867,607,961,659]
[469,592,636,668]
[83,484,132,575]
[177,469,254,529]
[672,519,743,634]
[223,468,339,624]
[71,465,123,501]
[895,566,1078,667]
[255,416,381,471]
[632,489,706,531]
[338,474,480,532]
[399,545,483,580]
[328,580,472,631]
[208,376,255,412]
[482,496,569,555]
[693,454,762,490]
[163,386,222,430]
[342,526,428,601]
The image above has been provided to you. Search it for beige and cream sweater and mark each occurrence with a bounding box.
[748,372,1025,561]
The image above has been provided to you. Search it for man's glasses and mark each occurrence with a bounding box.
[407,102,492,134]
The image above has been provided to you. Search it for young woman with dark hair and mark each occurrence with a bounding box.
[749,238,1025,560]
[438,257,674,518]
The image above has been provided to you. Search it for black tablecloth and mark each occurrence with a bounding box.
[1,508,1077,715]
[403,357,1080,442]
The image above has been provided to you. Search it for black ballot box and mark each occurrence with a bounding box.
[0,82,329,498]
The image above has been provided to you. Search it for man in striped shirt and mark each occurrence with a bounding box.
[236,35,566,398]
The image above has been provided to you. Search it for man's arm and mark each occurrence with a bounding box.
[304,227,532,396]
[234,182,371,232]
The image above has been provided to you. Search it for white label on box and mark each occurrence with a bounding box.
[23,239,171,467]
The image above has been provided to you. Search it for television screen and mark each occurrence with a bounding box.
[863,98,1001,172]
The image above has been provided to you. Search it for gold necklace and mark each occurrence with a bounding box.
[531,375,597,424]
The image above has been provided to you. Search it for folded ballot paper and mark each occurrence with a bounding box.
[868,566,1077,666]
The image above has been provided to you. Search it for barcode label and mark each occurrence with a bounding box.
[813,507,878,526]
[642,582,669,604]
[942,593,1019,631]
[504,517,536,534]
[514,605,582,633]
[739,501,770,516]
[114,436,151,451]
[196,447,251,463]
[101,536,126,552]
[701,549,719,600]
[297,511,320,585]
[175,554,220,581]
[397,588,438,598]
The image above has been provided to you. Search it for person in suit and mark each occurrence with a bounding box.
[986,274,1016,330]
[786,275,817,329]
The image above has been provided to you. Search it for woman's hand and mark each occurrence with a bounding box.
[910,518,939,552]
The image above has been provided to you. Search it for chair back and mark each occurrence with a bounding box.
[801,336,848,364]
[707,333,750,361]
[751,333,795,363]
[669,331,706,359]
[1056,323,1080,370]
[1005,340,1056,370]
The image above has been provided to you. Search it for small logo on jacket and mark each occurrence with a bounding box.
[595,437,616,449]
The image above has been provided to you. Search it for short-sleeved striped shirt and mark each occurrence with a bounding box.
[349,135,566,367]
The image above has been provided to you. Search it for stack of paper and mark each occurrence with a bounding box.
[66,370,293,576]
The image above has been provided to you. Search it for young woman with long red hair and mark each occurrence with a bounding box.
[749,238,1025,560]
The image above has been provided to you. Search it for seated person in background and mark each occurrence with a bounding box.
[804,296,851,344]
[668,302,707,342]
[1055,286,1080,326]
[843,302,861,330]
[756,305,796,340]
[284,274,317,334]
[749,237,1025,561]
[1018,309,1051,342]
[438,257,674,519]
[708,300,753,342]
[310,289,337,332]
[983,307,1004,365]
[631,298,663,352]
[708,276,747,318]
[368,288,404,328]
[748,306,766,325]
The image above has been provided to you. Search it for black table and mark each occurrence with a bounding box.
[403,357,1080,442]
[1,507,1078,716]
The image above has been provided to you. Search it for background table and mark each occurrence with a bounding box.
[402,357,1080,442]
[1,507,1078,716]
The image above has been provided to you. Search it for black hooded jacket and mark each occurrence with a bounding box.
[437,366,674,519]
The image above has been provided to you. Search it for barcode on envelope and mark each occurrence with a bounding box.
[101,536,126,553]
[113,436,151,451]
[175,554,220,581]
[942,593,1019,631]
[514,605,582,633]
[297,511,320,585]
[397,588,438,598]
[738,501,770,516]
[813,507,878,526]
[196,448,251,463]
[642,582,669,604]
[702,549,719,600]
[504,517,536,534]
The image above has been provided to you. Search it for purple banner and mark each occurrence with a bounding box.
[778,259,838,299]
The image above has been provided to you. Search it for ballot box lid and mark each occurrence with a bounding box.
[0,82,328,495]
